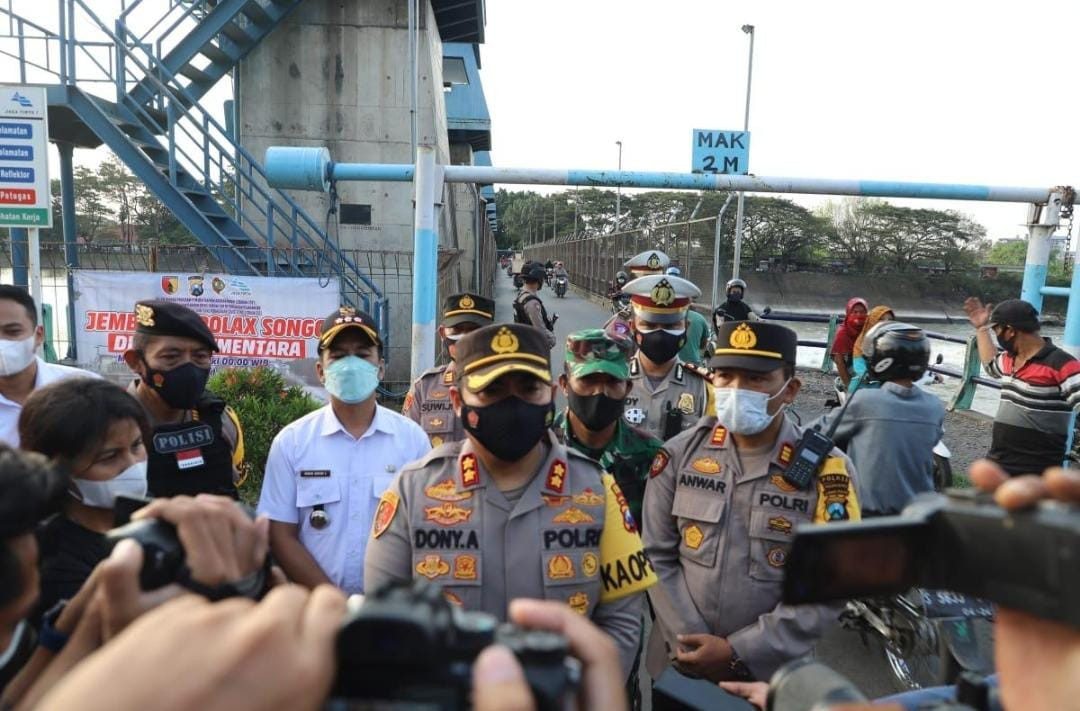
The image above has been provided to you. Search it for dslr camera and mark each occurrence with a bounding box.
[333,580,580,711]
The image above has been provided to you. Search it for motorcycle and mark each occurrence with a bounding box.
[554,275,568,298]
[842,589,994,692]
[610,292,630,315]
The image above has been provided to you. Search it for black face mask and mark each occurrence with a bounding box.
[727,291,743,302]
[637,329,685,364]
[567,390,625,431]
[461,397,554,462]
[996,329,1017,356]
[142,358,210,410]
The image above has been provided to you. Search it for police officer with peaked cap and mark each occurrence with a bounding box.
[620,273,713,441]
[642,320,861,685]
[123,300,244,498]
[402,292,495,446]
[623,249,671,278]
[365,323,656,678]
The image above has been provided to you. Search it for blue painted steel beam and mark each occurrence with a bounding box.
[10,228,27,288]
[1040,286,1071,297]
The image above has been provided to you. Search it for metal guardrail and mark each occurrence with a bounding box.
[760,312,1001,413]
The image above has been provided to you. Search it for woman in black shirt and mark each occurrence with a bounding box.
[19,379,150,618]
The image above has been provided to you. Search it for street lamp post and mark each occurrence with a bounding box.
[732,24,754,281]
[615,140,623,233]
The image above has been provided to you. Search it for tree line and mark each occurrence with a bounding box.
[496,189,995,275]
[40,153,197,246]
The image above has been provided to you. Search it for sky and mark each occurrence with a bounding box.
[9,0,1080,243]
[480,0,1080,241]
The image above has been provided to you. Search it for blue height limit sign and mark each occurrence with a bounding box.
[691,129,750,175]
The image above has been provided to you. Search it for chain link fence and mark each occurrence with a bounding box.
[522,217,730,306]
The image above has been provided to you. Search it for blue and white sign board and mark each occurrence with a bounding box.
[0,86,51,228]
[691,129,750,175]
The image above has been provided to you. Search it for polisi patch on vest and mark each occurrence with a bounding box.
[153,423,214,454]
[414,528,480,549]
[678,473,727,493]
[543,527,601,549]
[758,493,810,513]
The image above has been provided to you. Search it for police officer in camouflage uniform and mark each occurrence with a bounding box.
[642,321,861,686]
[402,292,494,446]
[553,328,663,527]
[620,274,713,441]
[365,323,656,678]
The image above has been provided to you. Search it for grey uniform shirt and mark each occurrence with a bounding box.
[516,290,556,349]
[810,382,944,514]
[402,363,464,447]
[642,416,862,681]
[623,356,712,441]
[365,431,645,677]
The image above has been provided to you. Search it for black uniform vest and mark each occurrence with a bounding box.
[147,394,237,499]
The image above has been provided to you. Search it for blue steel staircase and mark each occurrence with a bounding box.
[1,0,387,329]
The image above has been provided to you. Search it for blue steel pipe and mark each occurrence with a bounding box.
[264,147,1067,204]
[1064,259,1080,358]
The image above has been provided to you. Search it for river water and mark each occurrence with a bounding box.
[781,319,1068,417]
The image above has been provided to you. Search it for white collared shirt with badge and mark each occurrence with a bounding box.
[257,403,431,594]
[0,357,101,447]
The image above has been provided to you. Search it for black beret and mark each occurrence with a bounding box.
[134,300,218,351]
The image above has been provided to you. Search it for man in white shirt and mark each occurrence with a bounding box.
[0,286,99,447]
[257,306,430,594]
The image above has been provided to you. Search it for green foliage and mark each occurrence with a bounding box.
[984,240,1027,266]
[207,367,321,505]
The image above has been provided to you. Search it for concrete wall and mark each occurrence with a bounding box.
[238,0,459,380]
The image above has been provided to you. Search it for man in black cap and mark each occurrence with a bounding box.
[123,300,243,498]
[403,292,494,446]
[513,266,557,349]
[365,323,653,678]
[642,320,860,687]
[964,296,1080,475]
[257,306,430,595]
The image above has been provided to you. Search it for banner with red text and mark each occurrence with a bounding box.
[73,271,340,384]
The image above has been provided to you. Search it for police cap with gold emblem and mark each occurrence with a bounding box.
[710,321,797,372]
[623,250,671,276]
[318,306,381,350]
[134,300,218,351]
[442,292,495,328]
[621,274,702,324]
[454,323,551,391]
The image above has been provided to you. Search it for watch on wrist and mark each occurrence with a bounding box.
[728,648,753,681]
[38,599,71,653]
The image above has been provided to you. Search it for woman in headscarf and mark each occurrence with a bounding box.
[831,297,868,390]
[850,305,895,391]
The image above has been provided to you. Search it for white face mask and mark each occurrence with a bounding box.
[0,335,36,376]
[713,378,791,435]
[70,460,148,509]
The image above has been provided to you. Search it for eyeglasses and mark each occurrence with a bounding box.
[567,335,631,361]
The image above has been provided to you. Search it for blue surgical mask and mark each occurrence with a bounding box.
[324,356,380,404]
[713,378,791,435]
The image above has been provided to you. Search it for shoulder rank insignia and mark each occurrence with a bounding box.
[372,490,399,539]
[778,443,794,466]
[443,370,454,384]
[709,425,728,447]
[552,507,595,525]
[424,502,473,526]
[425,478,473,502]
[546,460,567,493]
[573,488,604,507]
[460,453,479,488]
[415,554,450,579]
[649,449,670,478]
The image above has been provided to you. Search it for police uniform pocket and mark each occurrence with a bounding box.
[747,508,798,582]
[672,489,723,567]
[420,413,454,446]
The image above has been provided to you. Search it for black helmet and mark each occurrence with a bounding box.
[862,321,930,382]
[616,270,629,285]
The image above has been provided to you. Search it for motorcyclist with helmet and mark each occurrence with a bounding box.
[552,261,570,297]
[810,322,945,517]
[712,278,759,326]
